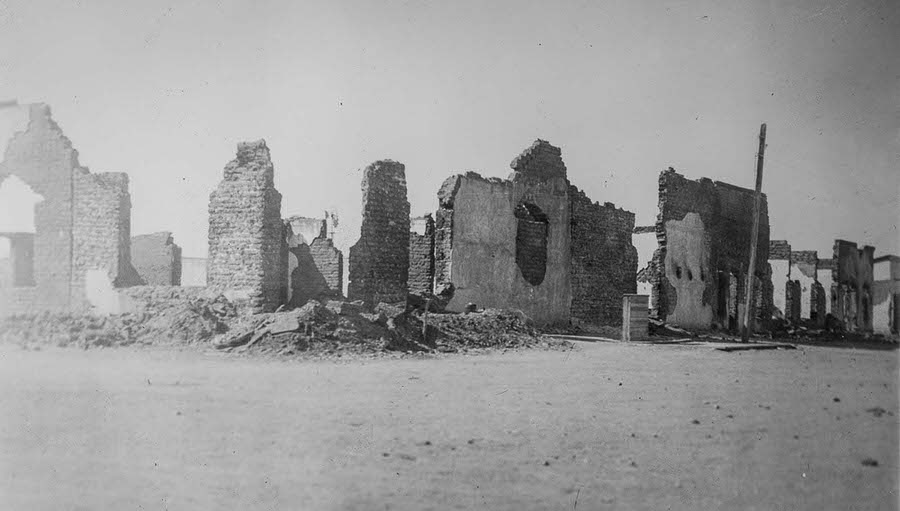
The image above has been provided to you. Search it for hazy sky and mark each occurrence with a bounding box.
[1,0,897,257]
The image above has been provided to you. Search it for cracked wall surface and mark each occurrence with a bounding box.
[131,232,182,286]
[433,140,572,325]
[652,168,771,331]
[347,160,410,305]
[0,104,138,316]
[207,140,285,312]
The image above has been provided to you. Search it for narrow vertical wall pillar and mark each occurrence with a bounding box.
[207,140,285,312]
[348,160,410,305]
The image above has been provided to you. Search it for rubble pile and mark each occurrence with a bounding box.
[0,293,233,349]
[214,301,567,356]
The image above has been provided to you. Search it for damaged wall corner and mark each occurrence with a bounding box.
[207,139,285,313]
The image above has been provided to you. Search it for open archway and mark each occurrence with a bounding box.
[514,201,549,286]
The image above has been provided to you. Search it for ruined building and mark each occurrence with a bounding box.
[408,214,436,296]
[0,104,141,317]
[831,239,875,332]
[207,140,285,313]
[285,215,342,307]
[768,241,827,326]
[432,140,636,326]
[348,160,411,305]
[131,232,182,286]
[650,167,772,331]
[872,255,899,336]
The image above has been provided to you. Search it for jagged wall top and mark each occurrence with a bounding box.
[222,139,274,186]
[509,139,567,179]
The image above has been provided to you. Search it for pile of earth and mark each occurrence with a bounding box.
[215,300,572,357]
[0,293,234,349]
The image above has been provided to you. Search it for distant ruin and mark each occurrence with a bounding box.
[131,232,182,286]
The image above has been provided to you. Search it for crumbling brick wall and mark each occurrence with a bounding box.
[207,140,285,313]
[285,217,343,307]
[433,140,572,325]
[652,168,771,331]
[131,232,182,286]
[348,160,410,305]
[408,214,435,296]
[0,104,139,316]
[569,186,637,326]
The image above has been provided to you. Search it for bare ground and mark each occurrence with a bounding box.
[0,341,896,510]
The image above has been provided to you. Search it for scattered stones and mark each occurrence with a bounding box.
[861,458,879,467]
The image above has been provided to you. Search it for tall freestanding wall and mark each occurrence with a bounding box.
[207,140,285,312]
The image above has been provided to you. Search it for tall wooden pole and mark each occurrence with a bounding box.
[741,123,767,342]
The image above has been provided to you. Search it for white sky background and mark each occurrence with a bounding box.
[0,0,897,258]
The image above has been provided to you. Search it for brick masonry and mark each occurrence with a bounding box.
[348,160,410,305]
[131,232,182,286]
[285,217,342,307]
[0,104,139,316]
[651,167,771,331]
[569,186,637,326]
[408,214,435,296]
[207,140,286,313]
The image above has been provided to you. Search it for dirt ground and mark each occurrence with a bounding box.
[0,341,896,510]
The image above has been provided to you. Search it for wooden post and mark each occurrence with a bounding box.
[741,123,767,342]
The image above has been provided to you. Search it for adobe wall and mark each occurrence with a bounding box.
[347,160,410,305]
[207,140,285,313]
[132,232,182,286]
[0,104,139,316]
[434,140,571,325]
[652,168,771,331]
[408,214,435,296]
[569,186,637,325]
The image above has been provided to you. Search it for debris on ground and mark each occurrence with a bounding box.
[0,296,572,358]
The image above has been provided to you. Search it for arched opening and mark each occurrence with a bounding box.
[514,201,549,286]
[0,175,44,288]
